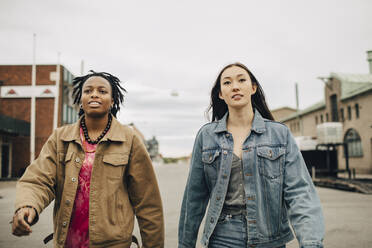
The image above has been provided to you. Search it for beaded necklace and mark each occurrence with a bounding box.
[80,114,112,144]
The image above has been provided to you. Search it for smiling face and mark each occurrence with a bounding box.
[219,65,257,110]
[81,76,113,118]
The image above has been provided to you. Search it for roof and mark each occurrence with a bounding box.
[331,72,372,100]
[0,114,30,136]
[280,101,325,122]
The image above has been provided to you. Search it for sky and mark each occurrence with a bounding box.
[1,0,371,157]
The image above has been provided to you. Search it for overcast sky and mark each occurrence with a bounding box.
[1,0,371,156]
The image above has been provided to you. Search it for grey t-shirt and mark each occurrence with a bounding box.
[222,153,246,215]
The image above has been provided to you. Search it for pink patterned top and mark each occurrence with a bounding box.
[65,127,98,248]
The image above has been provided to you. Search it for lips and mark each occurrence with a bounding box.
[232,94,243,99]
[88,101,101,107]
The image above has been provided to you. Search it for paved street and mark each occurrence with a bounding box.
[1,162,372,247]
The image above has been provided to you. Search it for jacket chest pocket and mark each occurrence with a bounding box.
[257,146,285,179]
[202,150,220,188]
[103,153,128,180]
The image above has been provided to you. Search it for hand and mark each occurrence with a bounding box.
[11,207,36,236]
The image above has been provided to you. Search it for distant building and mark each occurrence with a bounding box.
[271,106,297,121]
[276,51,372,174]
[146,136,159,160]
[0,64,77,178]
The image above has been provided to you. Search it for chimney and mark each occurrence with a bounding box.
[367,50,372,74]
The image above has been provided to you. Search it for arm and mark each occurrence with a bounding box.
[127,134,164,248]
[283,128,325,248]
[178,129,209,248]
[12,129,58,234]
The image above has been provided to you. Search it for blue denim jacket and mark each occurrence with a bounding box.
[178,110,324,248]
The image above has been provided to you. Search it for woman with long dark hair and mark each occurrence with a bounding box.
[178,63,324,248]
[12,71,164,248]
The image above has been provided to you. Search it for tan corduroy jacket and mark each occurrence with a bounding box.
[15,117,164,247]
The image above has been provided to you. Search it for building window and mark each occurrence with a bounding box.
[320,115,323,123]
[355,103,359,119]
[330,94,338,121]
[344,128,363,157]
[326,113,329,122]
[340,108,344,122]
[315,116,318,124]
[347,106,352,120]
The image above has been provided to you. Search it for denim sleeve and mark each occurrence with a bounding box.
[283,128,325,248]
[178,129,209,248]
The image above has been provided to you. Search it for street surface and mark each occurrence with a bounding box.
[1,162,371,247]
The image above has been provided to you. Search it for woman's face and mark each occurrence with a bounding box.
[219,66,257,109]
[81,76,113,118]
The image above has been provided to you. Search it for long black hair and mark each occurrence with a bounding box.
[207,62,274,121]
[72,70,126,117]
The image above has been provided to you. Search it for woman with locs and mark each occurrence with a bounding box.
[178,63,324,248]
[11,71,164,248]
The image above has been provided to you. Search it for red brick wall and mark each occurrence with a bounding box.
[0,66,32,85]
[0,98,31,122]
[35,98,54,157]
[0,65,57,85]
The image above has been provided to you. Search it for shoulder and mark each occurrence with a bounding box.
[196,121,219,137]
[263,118,289,132]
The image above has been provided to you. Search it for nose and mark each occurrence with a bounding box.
[90,89,99,98]
[232,80,240,91]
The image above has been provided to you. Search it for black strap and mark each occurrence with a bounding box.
[43,233,54,244]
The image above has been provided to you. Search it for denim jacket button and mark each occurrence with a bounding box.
[225,133,230,137]
[210,218,214,223]
[216,196,221,201]
[223,150,227,155]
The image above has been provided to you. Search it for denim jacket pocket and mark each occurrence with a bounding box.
[202,150,220,167]
[202,150,220,190]
[257,146,285,179]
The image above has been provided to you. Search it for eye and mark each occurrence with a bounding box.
[223,80,231,85]
[83,89,91,94]
[239,78,246,83]
[99,89,107,94]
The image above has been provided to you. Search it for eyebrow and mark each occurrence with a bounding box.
[83,85,109,89]
[222,74,246,80]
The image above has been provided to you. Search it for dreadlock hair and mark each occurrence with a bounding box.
[206,62,274,122]
[72,70,126,118]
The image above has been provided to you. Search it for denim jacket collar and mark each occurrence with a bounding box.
[214,109,266,134]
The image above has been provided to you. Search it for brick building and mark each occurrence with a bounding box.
[277,51,372,174]
[0,65,77,178]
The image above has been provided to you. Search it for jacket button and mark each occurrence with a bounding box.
[210,218,214,223]
[222,174,227,179]
[66,199,71,205]
[216,196,221,201]
[62,221,67,227]
[225,133,230,137]
[71,177,77,182]
[223,150,227,155]
[75,157,80,163]
[245,173,252,177]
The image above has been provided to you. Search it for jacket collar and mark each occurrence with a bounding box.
[214,109,266,134]
[60,115,126,142]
